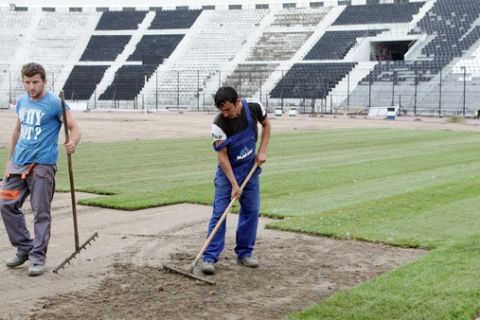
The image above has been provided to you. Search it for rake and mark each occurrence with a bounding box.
[53,91,98,274]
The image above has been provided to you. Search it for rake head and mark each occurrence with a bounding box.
[162,264,216,285]
[53,232,99,274]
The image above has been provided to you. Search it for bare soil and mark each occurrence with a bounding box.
[1,193,424,320]
[2,109,474,320]
[2,110,480,148]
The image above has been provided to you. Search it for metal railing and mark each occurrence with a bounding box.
[1,67,479,117]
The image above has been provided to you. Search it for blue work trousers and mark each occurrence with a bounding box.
[203,165,260,263]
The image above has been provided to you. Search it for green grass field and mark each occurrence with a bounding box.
[2,127,480,319]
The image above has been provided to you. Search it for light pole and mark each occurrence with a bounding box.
[438,69,442,117]
[391,70,396,106]
[7,70,12,105]
[461,66,466,117]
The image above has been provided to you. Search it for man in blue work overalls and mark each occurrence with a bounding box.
[201,86,271,275]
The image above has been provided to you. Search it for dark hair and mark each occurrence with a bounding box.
[21,62,46,81]
[214,86,238,109]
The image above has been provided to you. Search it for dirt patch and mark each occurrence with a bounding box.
[25,193,423,320]
[0,192,426,320]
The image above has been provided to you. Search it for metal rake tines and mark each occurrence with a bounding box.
[52,232,99,274]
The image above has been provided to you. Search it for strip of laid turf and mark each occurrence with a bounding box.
[268,176,480,249]
[260,129,480,217]
[51,128,480,214]
[55,138,217,210]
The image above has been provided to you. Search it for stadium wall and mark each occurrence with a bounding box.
[4,0,424,10]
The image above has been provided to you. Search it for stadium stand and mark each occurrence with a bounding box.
[349,0,480,114]
[223,63,279,99]
[270,62,357,99]
[80,35,131,61]
[417,0,480,62]
[141,9,267,107]
[63,65,109,100]
[271,7,328,26]
[249,31,313,61]
[332,2,424,25]
[1,1,480,115]
[99,64,158,100]
[305,30,386,60]
[266,2,424,104]
[95,34,184,101]
[0,10,33,100]
[452,45,480,79]
[0,34,22,62]
[28,11,93,73]
[95,10,147,30]
[149,9,201,29]
[57,9,197,104]
[127,34,184,63]
[0,10,31,29]
[0,9,101,103]
[223,7,332,102]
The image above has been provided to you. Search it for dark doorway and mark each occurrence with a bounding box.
[371,40,413,61]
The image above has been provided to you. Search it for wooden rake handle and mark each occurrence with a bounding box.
[190,162,259,272]
[59,91,80,250]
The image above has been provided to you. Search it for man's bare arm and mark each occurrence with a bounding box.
[256,117,271,164]
[216,141,241,200]
[61,109,81,154]
[8,118,21,160]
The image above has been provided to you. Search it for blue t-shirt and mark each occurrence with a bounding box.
[12,91,69,165]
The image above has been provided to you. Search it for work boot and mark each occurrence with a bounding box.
[28,264,44,277]
[6,255,28,268]
[200,261,215,275]
[237,256,258,268]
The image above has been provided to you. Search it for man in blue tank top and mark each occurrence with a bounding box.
[201,86,271,275]
[0,63,81,276]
